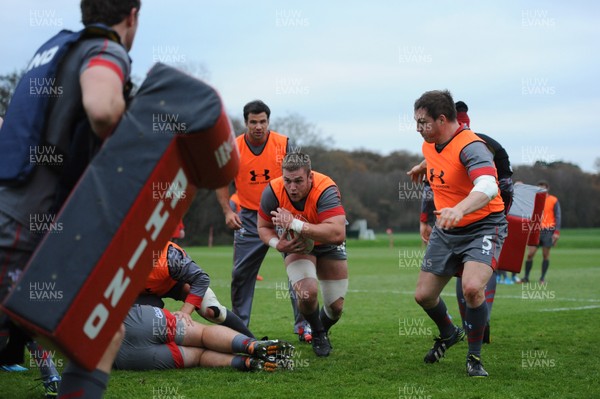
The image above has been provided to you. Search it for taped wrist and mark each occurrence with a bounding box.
[290,219,305,234]
[268,237,280,249]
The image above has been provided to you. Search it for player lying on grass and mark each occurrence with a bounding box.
[113,304,294,371]
[135,240,254,338]
[114,241,294,371]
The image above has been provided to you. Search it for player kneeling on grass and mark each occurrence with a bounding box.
[257,152,349,357]
[115,241,294,371]
[137,240,255,338]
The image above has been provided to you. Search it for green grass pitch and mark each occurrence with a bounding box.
[1,229,599,399]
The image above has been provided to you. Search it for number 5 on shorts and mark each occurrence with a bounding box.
[482,235,492,254]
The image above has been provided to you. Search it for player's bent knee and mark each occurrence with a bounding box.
[202,307,216,319]
[462,285,485,304]
[295,285,318,304]
[327,298,344,319]
[198,288,227,323]
[414,292,436,308]
[414,294,425,306]
[320,279,348,319]
[414,288,426,305]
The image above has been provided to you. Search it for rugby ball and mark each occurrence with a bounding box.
[284,229,314,254]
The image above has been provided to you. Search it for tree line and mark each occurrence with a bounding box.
[184,147,600,246]
[2,70,598,247]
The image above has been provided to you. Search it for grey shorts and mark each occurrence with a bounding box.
[422,212,507,277]
[114,305,186,370]
[312,242,347,260]
[538,229,555,248]
[284,242,348,260]
[0,210,42,301]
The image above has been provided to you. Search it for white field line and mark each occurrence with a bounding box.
[345,289,600,303]
[538,305,600,312]
[209,283,600,307]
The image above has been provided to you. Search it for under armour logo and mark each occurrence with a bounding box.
[250,169,270,181]
[429,168,445,184]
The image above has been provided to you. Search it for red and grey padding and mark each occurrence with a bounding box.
[497,184,547,273]
[1,63,239,370]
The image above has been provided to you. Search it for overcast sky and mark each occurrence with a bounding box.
[2,1,599,172]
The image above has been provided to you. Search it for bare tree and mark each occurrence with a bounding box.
[270,112,333,150]
[229,115,245,136]
[175,60,211,81]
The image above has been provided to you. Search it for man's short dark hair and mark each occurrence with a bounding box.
[243,100,271,122]
[283,152,311,174]
[455,101,468,113]
[537,180,550,189]
[414,90,457,122]
[81,0,141,26]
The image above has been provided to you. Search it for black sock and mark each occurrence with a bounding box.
[455,278,466,328]
[289,281,304,333]
[524,260,533,279]
[222,310,255,339]
[58,363,109,399]
[424,298,455,338]
[319,307,338,332]
[465,301,488,357]
[541,260,550,280]
[305,305,325,333]
[485,273,497,322]
[26,341,59,380]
